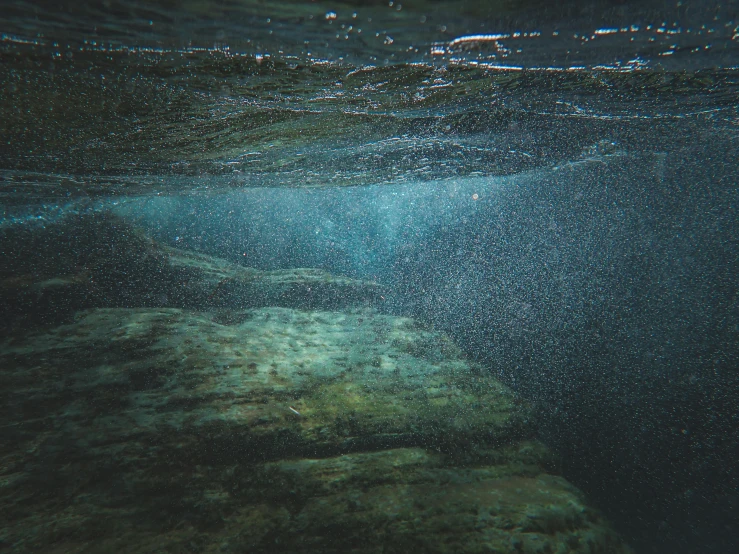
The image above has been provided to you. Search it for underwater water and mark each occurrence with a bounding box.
[1,1,738,553]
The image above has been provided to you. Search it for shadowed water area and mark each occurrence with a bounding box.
[1,1,738,553]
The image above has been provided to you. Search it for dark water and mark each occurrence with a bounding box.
[1,1,738,553]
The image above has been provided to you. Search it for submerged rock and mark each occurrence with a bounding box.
[0,306,632,553]
[0,213,383,330]
[162,247,384,312]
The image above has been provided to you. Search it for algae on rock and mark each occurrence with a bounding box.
[0,304,632,553]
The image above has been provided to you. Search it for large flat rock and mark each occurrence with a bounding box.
[1,307,529,457]
[0,307,632,553]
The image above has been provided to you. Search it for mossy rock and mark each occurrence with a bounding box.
[0,306,631,553]
[0,307,530,458]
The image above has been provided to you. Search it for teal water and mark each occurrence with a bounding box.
[1,2,738,553]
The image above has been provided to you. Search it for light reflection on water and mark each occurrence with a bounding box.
[1,1,737,203]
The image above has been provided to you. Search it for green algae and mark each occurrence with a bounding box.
[0,304,631,553]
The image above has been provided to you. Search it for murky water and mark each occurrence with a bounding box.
[1,2,738,553]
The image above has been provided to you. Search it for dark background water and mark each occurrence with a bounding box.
[2,1,739,552]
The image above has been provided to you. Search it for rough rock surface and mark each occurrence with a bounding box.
[0,306,632,553]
